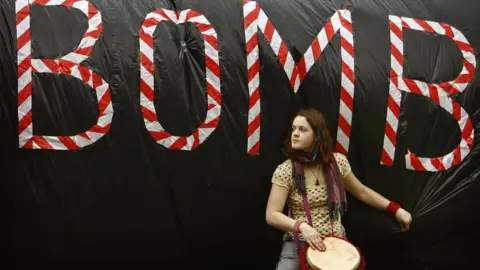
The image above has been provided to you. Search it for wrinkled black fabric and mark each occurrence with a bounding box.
[0,0,479,269]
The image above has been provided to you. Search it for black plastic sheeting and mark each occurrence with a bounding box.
[1,0,479,269]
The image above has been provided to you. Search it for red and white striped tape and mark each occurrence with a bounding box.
[337,10,355,155]
[243,1,355,155]
[16,0,112,150]
[243,0,261,155]
[139,9,221,150]
[382,15,475,171]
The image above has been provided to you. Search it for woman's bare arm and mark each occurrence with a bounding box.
[265,184,297,232]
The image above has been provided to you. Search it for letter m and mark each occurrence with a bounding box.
[243,0,356,157]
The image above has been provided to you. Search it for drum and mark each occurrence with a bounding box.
[306,236,361,270]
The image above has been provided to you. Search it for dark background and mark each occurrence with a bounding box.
[1,0,479,269]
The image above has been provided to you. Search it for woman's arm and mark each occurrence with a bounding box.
[265,184,327,250]
[343,172,390,210]
[265,184,297,232]
[343,171,413,231]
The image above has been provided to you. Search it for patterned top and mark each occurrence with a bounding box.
[271,153,352,240]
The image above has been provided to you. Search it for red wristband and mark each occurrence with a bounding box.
[294,220,306,233]
[386,201,401,215]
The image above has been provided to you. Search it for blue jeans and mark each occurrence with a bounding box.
[276,240,301,270]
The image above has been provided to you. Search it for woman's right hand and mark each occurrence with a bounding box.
[299,223,326,251]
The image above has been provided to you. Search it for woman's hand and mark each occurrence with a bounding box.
[299,223,326,251]
[395,208,412,232]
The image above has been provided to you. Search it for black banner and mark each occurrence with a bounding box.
[1,0,479,269]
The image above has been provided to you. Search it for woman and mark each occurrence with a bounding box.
[266,108,412,270]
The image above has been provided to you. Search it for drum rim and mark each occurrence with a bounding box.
[305,236,361,270]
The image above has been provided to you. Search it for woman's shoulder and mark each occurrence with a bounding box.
[272,159,294,189]
[332,152,351,177]
[280,158,293,167]
[276,159,293,172]
[333,152,348,161]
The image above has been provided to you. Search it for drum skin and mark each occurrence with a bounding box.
[306,237,361,270]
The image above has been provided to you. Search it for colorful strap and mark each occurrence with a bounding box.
[293,192,313,270]
[294,192,313,255]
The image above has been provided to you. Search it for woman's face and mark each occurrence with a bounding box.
[291,116,315,151]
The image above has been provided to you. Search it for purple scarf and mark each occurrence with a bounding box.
[291,151,347,222]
